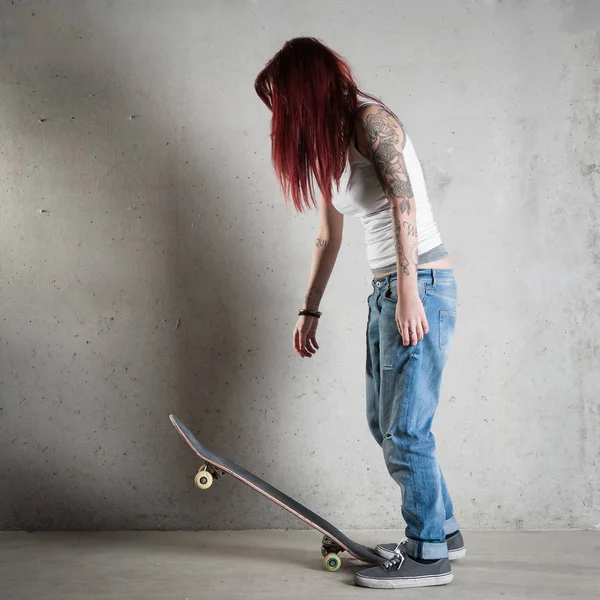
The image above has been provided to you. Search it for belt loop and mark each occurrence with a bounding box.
[431,269,436,286]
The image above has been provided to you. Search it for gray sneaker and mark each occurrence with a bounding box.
[376,531,466,561]
[354,552,453,589]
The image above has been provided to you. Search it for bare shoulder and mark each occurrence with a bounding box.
[354,103,406,157]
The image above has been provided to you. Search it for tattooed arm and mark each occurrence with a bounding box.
[303,194,344,311]
[356,105,418,283]
[356,104,428,346]
[293,194,343,358]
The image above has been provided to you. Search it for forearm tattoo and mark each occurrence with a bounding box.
[315,238,328,248]
[360,108,418,275]
[402,221,417,238]
[304,286,323,309]
[394,213,410,276]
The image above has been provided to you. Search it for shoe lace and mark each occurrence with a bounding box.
[381,536,409,571]
[382,552,406,571]
[392,536,409,554]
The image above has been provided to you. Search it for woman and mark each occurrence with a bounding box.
[255,37,464,590]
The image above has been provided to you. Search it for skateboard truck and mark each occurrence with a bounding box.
[321,535,344,572]
[193,462,225,490]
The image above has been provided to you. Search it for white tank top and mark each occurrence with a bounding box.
[332,101,446,274]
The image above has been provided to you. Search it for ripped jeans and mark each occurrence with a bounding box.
[366,269,459,560]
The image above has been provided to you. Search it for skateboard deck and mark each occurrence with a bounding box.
[169,413,385,571]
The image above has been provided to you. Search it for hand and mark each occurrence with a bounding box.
[396,290,429,347]
[293,315,320,358]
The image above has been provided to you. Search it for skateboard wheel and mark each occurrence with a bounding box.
[194,469,213,490]
[323,552,342,572]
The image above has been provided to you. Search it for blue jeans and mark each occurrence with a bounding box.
[366,269,459,560]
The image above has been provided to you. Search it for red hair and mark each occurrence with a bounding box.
[255,37,372,212]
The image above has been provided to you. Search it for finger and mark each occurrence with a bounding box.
[299,331,308,357]
[304,339,315,356]
[415,321,424,343]
[422,316,429,336]
[302,332,316,358]
[305,336,317,354]
[296,333,307,357]
[401,322,410,346]
[293,329,300,355]
[297,329,308,357]
[409,320,419,346]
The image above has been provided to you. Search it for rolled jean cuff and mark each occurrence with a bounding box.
[405,517,460,560]
[444,516,459,536]
[405,538,448,560]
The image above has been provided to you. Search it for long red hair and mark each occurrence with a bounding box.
[255,37,373,212]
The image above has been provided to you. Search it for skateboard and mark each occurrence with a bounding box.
[169,414,386,571]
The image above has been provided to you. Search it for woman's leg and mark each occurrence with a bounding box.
[374,269,458,560]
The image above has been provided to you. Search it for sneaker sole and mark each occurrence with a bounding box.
[354,571,453,589]
[376,545,466,561]
[449,546,466,560]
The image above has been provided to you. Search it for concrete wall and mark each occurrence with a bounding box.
[1,0,598,531]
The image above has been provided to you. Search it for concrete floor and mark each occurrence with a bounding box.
[1,530,598,599]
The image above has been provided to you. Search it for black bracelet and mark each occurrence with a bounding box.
[298,309,321,318]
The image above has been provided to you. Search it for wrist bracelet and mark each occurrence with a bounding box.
[298,309,322,318]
